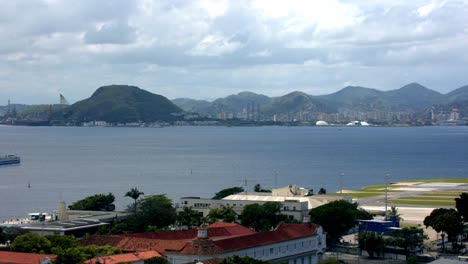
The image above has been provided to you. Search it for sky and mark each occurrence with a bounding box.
[1,0,468,104]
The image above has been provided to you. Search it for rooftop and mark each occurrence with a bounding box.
[0,251,56,264]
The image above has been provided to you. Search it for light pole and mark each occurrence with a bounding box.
[385,173,389,220]
[340,172,344,194]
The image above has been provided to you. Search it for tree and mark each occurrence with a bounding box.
[309,200,372,246]
[455,192,468,222]
[207,206,237,223]
[254,184,271,193]
[358,232,385,258]
[0,226,27,245]
[424,208,464,251]
[10,233,52,253]
[46,234,79,252]
[388,205,403,221]
[213,186,244,199]
[177,206,203,228]
[386,227,427,258]
[241,202,287,232]
[125,187,144,213]
[318,188,327,194]
[68,193,116,211]
[134,194,177,232]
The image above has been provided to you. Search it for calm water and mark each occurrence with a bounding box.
[1,125,467,219]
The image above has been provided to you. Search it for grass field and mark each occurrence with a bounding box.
[389,199,455,206]
[405,178,468,183]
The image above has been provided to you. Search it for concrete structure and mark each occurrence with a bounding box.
[179,185,349,221]
[84,251,162,264]
[21,219,108,237]
[81,222,327,264]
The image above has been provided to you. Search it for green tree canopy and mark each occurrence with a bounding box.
[455,192,468,222]
[207,206,237,224]
[45,234,79,252]
[424,208,464,251]
[0,226,27,245]
[254,184,271,193]
[134,194,176,231]
[318,188,326,195]
[358,232,385,258]
[386,227,427,257]
[213,186,244,199]
[144,257,171,264]
[68,193,116,211]
[177,206,203,228]
[241,202,287,232]
[10,233,52,254]
[309,200,372,246]
[125,187,145,213]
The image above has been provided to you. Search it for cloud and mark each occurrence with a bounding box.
[0,0,467,104]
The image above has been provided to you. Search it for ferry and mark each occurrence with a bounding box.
[0,154,21,165]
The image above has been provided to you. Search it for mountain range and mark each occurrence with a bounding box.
[172,83,468,117]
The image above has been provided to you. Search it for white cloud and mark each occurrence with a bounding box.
[188,34,244,56]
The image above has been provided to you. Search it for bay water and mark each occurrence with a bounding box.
[1,125,467,219]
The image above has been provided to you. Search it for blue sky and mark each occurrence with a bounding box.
[1,0,468,104]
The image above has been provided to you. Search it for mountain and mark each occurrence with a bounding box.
[318,83,443,112]
[264,91,336,114]
[383,83,443,111]
[210,92,271,113]
[171,98,211,113]
[62,85,183,123]
[445,85,468,103]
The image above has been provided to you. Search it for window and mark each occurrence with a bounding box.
[270,248,274,254]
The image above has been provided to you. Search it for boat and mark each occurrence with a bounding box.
[0,154,21,165]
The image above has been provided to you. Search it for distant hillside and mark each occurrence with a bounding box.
[319,83,443,112]
[445,85,468,103]
[264,91,336,114]
[63,85,183,123]
[210,92,271,114]
[172,98,211,113]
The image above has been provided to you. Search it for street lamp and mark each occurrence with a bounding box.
[340,172,344,194]
[385,173,389,220]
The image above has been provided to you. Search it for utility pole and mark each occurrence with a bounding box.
[385,173,389,220]
[340,172,344,194]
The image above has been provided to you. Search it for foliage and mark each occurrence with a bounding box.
[388,205,403,221]
[46,234,79,252]
[10,233,51,253]
[241,202,287,232]
[62,85,183,123]
[144,257,171,264]
[358,232,385,258]
[387,227,427,257]
[133,194,176,232]
[125,187,144,213]
[455,192,468,222]
[213,186,244,199]
[318,188,327,194]
[54,245,121,264]
[424,208,464,250]
[207,206,237,223]
[68,193,116,211]
[220,255,278,264]
[0,226,28,244]
[309,200,372,246]
[254,184,271,193]
[177,206,203,228]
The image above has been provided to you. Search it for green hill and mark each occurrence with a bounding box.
[264,91,336,114]
[63,85,183,123]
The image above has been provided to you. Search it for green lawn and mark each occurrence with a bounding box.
[399,196,456,201]
[348,192,385,198]
[405,178,468,184]
[389,199,455,206]
[418,192,464,197]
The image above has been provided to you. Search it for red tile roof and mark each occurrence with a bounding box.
[180,223,319,255]
[121,222,256,240]
[81,223,319,256]
[84,250,162,264]
[0,252,56,264]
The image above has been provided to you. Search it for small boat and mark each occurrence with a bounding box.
[0,154,21,165]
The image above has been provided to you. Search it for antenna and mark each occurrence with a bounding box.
[60,94,69,105]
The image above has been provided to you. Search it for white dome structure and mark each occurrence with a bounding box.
[315,120,329,126]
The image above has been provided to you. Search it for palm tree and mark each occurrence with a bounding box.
[125,187,144,213]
